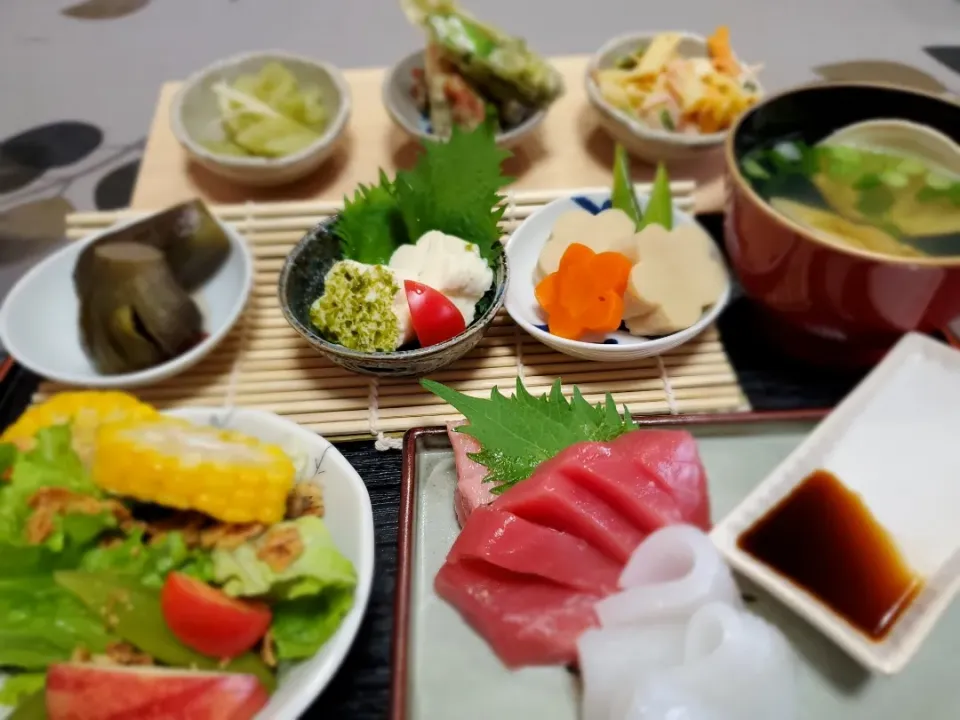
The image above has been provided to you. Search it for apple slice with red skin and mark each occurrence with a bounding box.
[404,280,466,348]
[46,664,269,720]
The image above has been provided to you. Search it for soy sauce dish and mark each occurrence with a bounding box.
[278,124,510,377]
[0,201,253,389]
[712,332,960,674]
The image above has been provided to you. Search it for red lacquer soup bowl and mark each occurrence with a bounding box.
[724,82,960,367]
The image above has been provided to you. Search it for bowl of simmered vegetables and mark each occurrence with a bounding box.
[172,51,351,187]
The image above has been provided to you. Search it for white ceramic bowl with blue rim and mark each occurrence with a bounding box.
[504,191,731,362]
[0,406,375,719]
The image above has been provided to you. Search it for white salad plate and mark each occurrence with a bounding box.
[712,332,960,675]
[504,191,732,362]
[0,407,376,720]
[0,212,253,389]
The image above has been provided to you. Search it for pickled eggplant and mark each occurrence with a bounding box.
[77,242,203,375]
[74,200,230,293]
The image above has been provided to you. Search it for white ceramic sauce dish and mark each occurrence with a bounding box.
[0,213,253,388]
[504,191,731,362]
[712,332,960,675]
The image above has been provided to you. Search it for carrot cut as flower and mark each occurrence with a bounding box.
[590,252,633,296]
[548,305,584,340]
[558,242,595,276]
[535,273,559,314]
[583,290,625,333]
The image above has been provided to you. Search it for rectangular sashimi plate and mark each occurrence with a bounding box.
[394,412,960,720]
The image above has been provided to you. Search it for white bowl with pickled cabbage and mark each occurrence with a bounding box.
[172,51,352,187]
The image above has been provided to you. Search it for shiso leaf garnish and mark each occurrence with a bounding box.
[422,378,637,493]
[334,123,511,267]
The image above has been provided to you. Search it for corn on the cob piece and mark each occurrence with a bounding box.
[2,392,158,464]
[92,416,296,524]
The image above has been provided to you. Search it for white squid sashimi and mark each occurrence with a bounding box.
[577,624,686,720]
[610,603,797,720]
[595,525,742,628]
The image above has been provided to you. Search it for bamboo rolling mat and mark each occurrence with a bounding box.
[40,184,750,442]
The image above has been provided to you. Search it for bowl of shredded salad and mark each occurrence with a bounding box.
[585,28,762,161]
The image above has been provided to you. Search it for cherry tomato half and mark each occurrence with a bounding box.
[160,573,272,659]
[404,280,466,348]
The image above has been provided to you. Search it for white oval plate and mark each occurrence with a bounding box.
[0,212,253,388]
[504,191,731,362]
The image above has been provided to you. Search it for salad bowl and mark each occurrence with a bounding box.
[504,191,731,362]
[0,406,375,719]
[164,407,376,719]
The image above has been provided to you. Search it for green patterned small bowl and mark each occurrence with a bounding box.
[278,218,508,377]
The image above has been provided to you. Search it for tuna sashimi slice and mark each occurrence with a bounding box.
[435,558,601,667]
[624,430,711,530]
[494,465,644,564]
[448,506,621,594]
[551,430,710,535]
[556,442,686,536]
[447,421,495,527]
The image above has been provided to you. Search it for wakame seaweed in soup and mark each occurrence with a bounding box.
[740,136,960,258]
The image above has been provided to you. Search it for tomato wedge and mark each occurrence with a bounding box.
[404,280,466,347]
[160,573,271,659]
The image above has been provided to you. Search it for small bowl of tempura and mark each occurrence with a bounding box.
[383,0,563,149]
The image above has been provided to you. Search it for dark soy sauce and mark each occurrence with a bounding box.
[738,469,922,640]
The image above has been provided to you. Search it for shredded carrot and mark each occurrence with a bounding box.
[707,26,740,76]
[535,243,634,341]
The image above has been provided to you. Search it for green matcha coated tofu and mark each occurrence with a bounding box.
[309,260,411,352]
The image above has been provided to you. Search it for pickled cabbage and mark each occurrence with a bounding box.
[204,61,328,159]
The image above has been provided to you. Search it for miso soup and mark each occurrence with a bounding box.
[740,136,960,258]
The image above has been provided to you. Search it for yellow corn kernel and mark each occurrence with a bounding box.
[2,392,158,464]
[92,416,295,524]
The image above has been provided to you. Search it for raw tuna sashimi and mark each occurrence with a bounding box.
[447,421,495,526]
[494,466,645,564]
[448,506,621,594]
[435,559,602,667]
[624,430,711,530]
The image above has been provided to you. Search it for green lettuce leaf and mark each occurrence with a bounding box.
[270,585,355,661]
[54,571,275,692]
[0,673,45,708]
[0,576,114,670]
[0,425,117,552]
[80,529,214,589]
[7,689,46,720]
[212,516,356,600]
